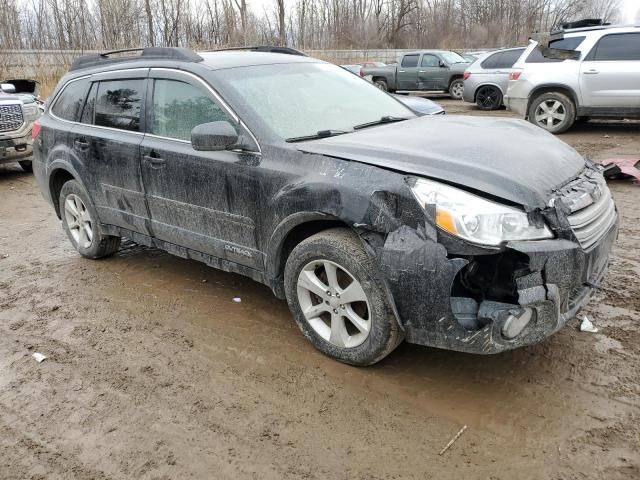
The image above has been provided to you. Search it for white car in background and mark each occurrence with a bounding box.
[505,21,640,133]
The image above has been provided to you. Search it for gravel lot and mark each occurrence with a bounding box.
[1,100,639,479]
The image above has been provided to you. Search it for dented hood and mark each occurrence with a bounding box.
[296,115,585,208]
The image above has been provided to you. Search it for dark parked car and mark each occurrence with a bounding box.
[33,48,617,365]
[362,50,470,98]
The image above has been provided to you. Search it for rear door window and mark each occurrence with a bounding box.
[494,49,525,68]
[401,55,419,68]
[51,79,90,121]
[151,79,229,141]
[480,52,501,69]
[589,33,640,61]
[526,36,586,63]
[95,79,145,132]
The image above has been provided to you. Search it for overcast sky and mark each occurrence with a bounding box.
[622,0,639,21]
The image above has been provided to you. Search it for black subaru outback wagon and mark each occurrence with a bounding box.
[33,47,617,365]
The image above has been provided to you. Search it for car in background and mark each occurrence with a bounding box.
[462,47,526,110]
[0,81,41,172]
[505,21,640,133]
[361,61,386,68]
[393,94,444,115]
[362,50,470,99]
[341,64,363,76]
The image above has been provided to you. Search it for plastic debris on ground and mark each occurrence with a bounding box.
[233,297,242,303]
[601,158,640,184]
[580,316,599,333]
[32,352,47,363]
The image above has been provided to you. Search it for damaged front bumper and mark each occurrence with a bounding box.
[0,131,33,163]
[376,215,618,354]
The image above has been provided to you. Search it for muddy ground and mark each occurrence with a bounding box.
[1,101,639,479]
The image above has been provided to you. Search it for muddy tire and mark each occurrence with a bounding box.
[284,228,402,366]
[528,92,576,134]
[59,180,121,259]
[449,79,464,100]
[18,160,33,172]
[374,79,388,91]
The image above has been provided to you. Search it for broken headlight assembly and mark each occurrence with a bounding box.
[409,178,553,246]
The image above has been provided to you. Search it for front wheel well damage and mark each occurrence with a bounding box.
[49,168,75,218]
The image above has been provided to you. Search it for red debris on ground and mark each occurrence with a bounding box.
[601,158,640,184]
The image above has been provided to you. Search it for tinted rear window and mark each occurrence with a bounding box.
[95,79,145,132]
[526,37,585,63]
[496,49,525,68]
[51,79,89,121]
[401,55,419,68]
[590,33,640,61]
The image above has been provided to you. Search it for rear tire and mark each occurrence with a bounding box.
[284,228,403,366]
[18,160,33,172]
[527,92,576,134]
[374,79,388,91]
[449,79,464,100]
[475,86,503,110]
[59,180,121,259]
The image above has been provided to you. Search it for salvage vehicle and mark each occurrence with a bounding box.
[462,47,526,110]
[0,82,41,172]
[33,47,618,365]
[505,21,640,133]
[361,50,470,98]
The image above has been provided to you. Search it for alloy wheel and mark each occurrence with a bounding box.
[534,100,566,129]
[451,81,464,99]
[64,194,93,249]
[296,260,371,348]
[476,86,500,109]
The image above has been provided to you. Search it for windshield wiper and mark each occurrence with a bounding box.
[353,116,410,130]
[286,129,352,142]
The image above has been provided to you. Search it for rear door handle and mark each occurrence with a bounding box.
[418,70,426,73]
[143,154,166,168]
[584,69,599,75]
[398,70,406,73]
[73,138,89,151]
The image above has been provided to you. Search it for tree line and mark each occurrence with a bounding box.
[0,0,622,52]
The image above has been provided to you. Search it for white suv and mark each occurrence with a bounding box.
[505,23,640,133]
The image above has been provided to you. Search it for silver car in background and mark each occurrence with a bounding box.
[505,23,640,133]
[462,47,526,110]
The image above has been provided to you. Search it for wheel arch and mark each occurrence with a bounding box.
[48,163,82,219]
[527,84,579,118]
[473,82,504,102]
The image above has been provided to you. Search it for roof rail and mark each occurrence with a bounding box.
[212,46,308,56]
[69,47,203,72]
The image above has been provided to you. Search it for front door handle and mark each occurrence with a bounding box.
[584,69,599,75]
[398,70,406,73]
[143,154,166,168]
[418,70,426,73]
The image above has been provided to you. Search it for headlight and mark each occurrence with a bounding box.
[409,178,553,246]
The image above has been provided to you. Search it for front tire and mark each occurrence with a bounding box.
[449,79,464,100]
[284,228,402,366]
[528,92,576,134]
[18,160,33,172]
[59,180,121,259]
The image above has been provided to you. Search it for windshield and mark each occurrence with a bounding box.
[440,52,467,64]
[215,62,414,140]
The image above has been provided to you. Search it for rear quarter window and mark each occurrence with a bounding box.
[51,79,90,121]
[526,37,586,63]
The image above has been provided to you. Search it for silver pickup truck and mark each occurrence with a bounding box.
[1,81,42,172]
[362,50,470,98]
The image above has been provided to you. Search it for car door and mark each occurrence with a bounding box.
[580,32,640,109]
[417,54,442,89]
[71,70,151,235]
[397,54,420,90]
[140,69,263,270]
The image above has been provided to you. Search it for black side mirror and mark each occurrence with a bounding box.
[1,83,16,93]
[191,121,239,151]
[439,61,448,68]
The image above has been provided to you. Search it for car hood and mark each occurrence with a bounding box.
[296,115,585,208]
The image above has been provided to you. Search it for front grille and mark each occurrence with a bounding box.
[0,103,24,132]
[566,179,616,250]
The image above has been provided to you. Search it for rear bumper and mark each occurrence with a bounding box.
[504,96,528,117]
[377,217,618,354]
[0,132,33,163]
